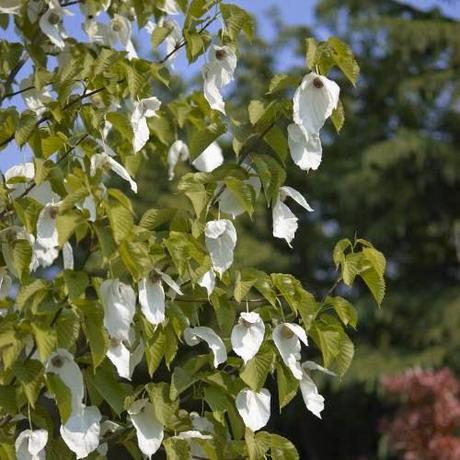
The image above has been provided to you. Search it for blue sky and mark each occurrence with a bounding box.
[1,0,459,171]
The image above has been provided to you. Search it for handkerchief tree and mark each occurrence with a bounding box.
[0,1,386,458]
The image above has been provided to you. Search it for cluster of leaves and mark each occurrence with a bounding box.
[0,0,385,458]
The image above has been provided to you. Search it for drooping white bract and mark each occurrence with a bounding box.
[0,0,21,14]
[231,312,265,364]
[100,279,136,342]
[62,241,74,270]
[192,141,224,173]
[235,388,271,432]
[183,326,227,368]
[128,399,164,459]
[0,268,12,300]
[106,333,144,380]
[167,140,189,180]
[272,323,309,380]
[157,0,181,15]
[293,72,340,136]
[45,349,84,414]
[272,186,313,247]
[130,97,161,153]
[4,162,35,193]
[39,2,72,50]
[299,361,336,419]
[90,152,138,193]
[287,123,322,172]
[110,14,137,60]
[15,429,48,460]
[202,45,237,114]
[204,219,237,276]
[146,17,181,62]
[218,168,261,218]
[60,406,101,459]
[36,203,59,249]
[20,78,52,118]
[198,269,216,297]
[138,270,183,326]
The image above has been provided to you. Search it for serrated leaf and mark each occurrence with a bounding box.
[46,373,72,422]
[221,3,254,40]
[331,99,345,133]
[240,343,274,391]
[146,382,179,426]
[188,123,226,160]
[31,322,57,361]
[327,36,360,85]
[13,359,44,408]
[276,362,299,410]
[63,270,88,300]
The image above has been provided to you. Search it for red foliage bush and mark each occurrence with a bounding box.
[381,368,460,460]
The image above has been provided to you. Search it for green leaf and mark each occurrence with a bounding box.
[240,343,274,391]
[267,74,301,94]
[188,123,226,160]
[252,154,286,205]
[144,326,166,377]
[56,211,83,246]
[146,382,179,426]
[79,301,108,370]
[91,362,130,415]
[31,322,57,361]
[270,434,299,460]
[276,362,299,410]
[11,239,32,281]
[13,359,44,408]
[170,367,196,400]
[224,177,255,216]
[46,373,72,422]
[63,270,88,301]
[15,111,37,147]
[309,316,342,368]
[326,296,358,329]
[106,200,134,243]
[151,25,172,49]
[119,240,151,280]
[327,36,360,85]
[0,385,17,413]
[335,330,355,377]
[331,99,345,133]
[221,3,254,40]
[163,437,190,460]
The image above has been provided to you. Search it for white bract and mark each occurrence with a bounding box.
[183,326,227,368]
[106,334,144,380]
[128,399,164,458]
[60,406,101,459]
[15,429,48,460]
[110,14,137,59]
[36,203,59,249]
[138,270,183,326]
[100,279,136,342]
[90,152,138,193]
[272,323,309,380]
[231,312,265,364]
[20,78,52,117]
[0,0,21,14]
[272,186,313,247]
[299,361,336,419]
[146,17,181,61]
[39,3,72,50]
[198,269,216,297]
[62,241,74,270]
[157,0,180,15]
[218,168,261,218]
[288,123,322,172]
[235,388,271,432]
[45,349,84,414]
[0,268,12,299]
[4,162,35,195]
[204,219,237,276]
[130,97,161,152]
[293,72,340,136]
[167,140,189,180]
[192,141,223,173]
[202,45,237,114]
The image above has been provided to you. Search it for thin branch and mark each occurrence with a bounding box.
[320,276,342,305]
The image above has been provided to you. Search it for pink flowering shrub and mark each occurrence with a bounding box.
[381,368,460,460]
